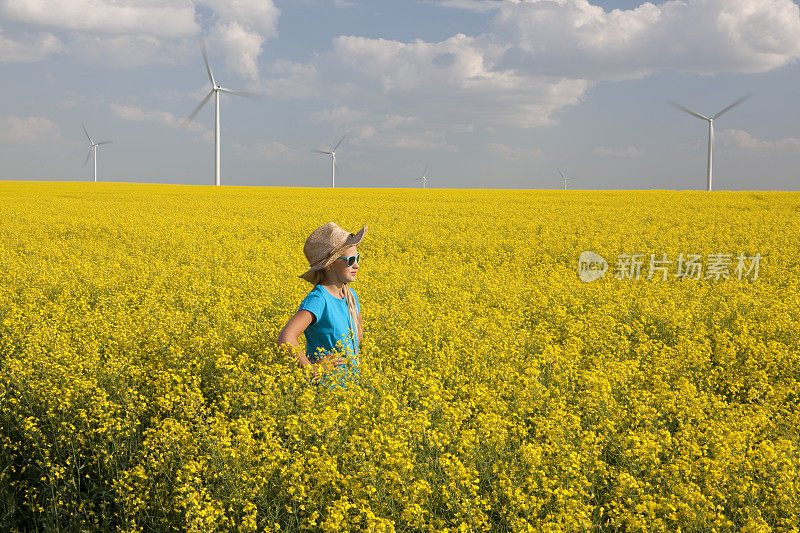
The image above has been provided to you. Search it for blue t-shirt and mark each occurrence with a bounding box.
[298,284,361,362]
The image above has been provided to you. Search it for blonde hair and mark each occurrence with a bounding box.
[342,284,359,355]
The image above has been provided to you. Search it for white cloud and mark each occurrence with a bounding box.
[718,129,800,152]
[312,106,417,133]
[489,0,800,79]
[256,60,320,99]
[0,0,198,38]
[330,33,510,94]
[450,123,475,133]
[593,145,645,158]
[311,106,457,150]
[437,0,505,13]
[230,0,794,160]
[199,0,279,36]
[487,142,545,159]
[284,33,590,128]
[312,106,367,124]
[69,34,182,68]
[372,131,460,151]
[209,21,265,80]
[298,0,358,7]
[0,27,61,62]
[0,116,60,143]
[193,130,214,145]
[256,0,800,138]
[154,86,212,103]
[199,0,280,79]
[233,141,296,160]
[110,103,204,133]
[0,0,280,77]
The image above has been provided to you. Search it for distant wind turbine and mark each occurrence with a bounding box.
[82,124,112,183]
[558,169,577,190]
[183,39,259,186]
[668,93,752,192]
[313,135,346,188]
[413,167,429,188]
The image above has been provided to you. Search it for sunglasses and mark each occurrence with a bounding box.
[338,253,361,267]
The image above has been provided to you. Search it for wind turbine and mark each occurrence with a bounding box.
[413,167,429,188]
[82,124,112,182]
[313,135,346,187]
[184,40,259,186]
[668,93,752,192]
[558,169,577,190]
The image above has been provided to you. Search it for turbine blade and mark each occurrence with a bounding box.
[558,169,565,179]
[332,134,346,152]
[83,147,93,167]
[184,91,214,128]
[97,140,113,145]
[82,124,93,144]
[200,39,216,87]
[667,99,709,121]
[218,87,260,99]
[312,149,332,154]
[713,93,752,120]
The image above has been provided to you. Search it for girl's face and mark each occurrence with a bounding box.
[327,245,359,284]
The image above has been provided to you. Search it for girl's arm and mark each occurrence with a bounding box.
[356,311,363,344]
[277,310,345,375]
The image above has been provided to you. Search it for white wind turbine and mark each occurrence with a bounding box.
[413,167,429,188]
[83,124,112,182]
[313,135,346,188]
[668,93,752,192]
[184,40,259,186]
[558,169,577,190]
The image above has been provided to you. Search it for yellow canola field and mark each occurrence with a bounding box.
[0,182,798,532]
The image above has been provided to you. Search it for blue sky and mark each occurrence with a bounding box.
[1,0,799,190]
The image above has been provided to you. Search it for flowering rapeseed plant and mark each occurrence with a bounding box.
[0,182,798,531]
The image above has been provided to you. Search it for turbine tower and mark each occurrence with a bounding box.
[313,135,346,188]
[184,40,258,186]
[668,93,751,192]
[413,167,429,188]
[82,124,112,182]
[558,169,577,190]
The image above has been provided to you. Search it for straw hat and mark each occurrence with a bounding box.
[300,222,366,283]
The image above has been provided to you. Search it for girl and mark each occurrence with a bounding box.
[277,222,365,388]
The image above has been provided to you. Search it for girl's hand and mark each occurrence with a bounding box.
[318,354,346,368]
[308,354,345,377]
